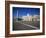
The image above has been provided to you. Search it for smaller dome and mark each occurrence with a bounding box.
[27,13,30,16]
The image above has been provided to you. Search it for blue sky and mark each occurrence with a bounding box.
[13,7,40,17]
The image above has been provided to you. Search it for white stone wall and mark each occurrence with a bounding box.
[22,16,32,21]
[33,15,40,21]
[22,15,40,21]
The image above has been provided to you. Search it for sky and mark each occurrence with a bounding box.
[13,7,40,17]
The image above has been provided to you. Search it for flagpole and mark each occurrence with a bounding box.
[17,10,18,18]
[17,10,18,21]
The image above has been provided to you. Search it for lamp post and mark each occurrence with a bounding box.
[32,14,34,26]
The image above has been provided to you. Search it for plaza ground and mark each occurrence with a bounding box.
[13,20,40,31]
